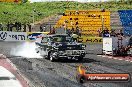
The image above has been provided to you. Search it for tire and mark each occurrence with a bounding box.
[49,52,55,62]
[78,57,83,61]
[35,48,39,53]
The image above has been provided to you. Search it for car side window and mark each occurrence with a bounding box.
[47,38,51,42]
[41,37,48,43]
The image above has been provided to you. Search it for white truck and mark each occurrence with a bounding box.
[103,36,132,56]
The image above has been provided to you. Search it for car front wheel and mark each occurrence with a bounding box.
[78,57,83,61]
[49,52,55,62]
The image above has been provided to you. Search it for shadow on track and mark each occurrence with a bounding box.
[56,58,100,63]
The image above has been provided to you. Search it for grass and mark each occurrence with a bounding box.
[0,1,132,24]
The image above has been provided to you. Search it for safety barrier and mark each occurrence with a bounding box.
[0,31,102,43]
[0,31,49,41]
[0,31,27,41]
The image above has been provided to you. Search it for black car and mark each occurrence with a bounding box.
[35,34,86,62]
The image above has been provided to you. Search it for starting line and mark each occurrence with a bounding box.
[97,55,132,63]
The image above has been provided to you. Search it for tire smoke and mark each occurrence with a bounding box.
[10,42,42,58]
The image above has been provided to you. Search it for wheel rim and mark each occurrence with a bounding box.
[50,53,54,61]
[50,56,53,61]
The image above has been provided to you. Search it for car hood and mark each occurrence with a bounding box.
[53,42,84,50]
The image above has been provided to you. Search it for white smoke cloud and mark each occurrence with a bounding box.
[10,42,42,58]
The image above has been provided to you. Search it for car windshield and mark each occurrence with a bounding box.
[51,36,73,42]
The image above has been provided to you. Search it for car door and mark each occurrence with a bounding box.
[39,36,49,56]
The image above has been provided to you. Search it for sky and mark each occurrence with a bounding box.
[30,0,117,3]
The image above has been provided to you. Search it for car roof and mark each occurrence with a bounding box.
[0,66,15,78]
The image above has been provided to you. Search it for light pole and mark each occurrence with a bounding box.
[33,8,36,25]
[101,15,104,31]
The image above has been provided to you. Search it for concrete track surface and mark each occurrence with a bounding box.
[0,41,132,87]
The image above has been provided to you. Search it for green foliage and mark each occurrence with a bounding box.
[0,1,132,24]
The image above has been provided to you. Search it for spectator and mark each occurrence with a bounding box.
[76,11,79,15]
[66,29,72,36]
[43,26,46,32]
[110,30,116,37]
[78,29,82,37]
[76,26,79,35]
[18,22,22,31]
[101,8,105,12]
[7,22,14,31]
[50,27,55,34]
[10,23,13,32]
[97,28,102,37]
[71,27,74,34]
[23,23,26,32]
[15,22,19,31]
[7,22,10,31]
[103,29,110,37]
[117,30,124,36]
[40,25,43,32]
[71,32,78,42]
[0,23,3,31]
[119,30,124,36]
[63,12,65,16]
[28,24,32,32]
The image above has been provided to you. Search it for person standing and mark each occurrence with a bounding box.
[28,24,32,32]
[0,23,3,31]
[40,25,43,32]
[23,23,26,32]
[71,32,78,42]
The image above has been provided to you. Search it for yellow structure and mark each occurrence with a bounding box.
[55,10,111,37]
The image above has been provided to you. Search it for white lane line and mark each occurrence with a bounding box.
[118,58,123,60]
[113,58,117,60]
[108,56,112,58]
[125,60,129,62]
[97,55,102,56]
[97,55,132,62]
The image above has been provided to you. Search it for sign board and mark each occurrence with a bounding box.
[103,37,130,55]
[78,36,102,43]
[0,31,27,41]
[103,37,112,54]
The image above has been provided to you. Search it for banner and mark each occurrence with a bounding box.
[78,36,102,43]
[0,31,27,41]
[0,31,102,43]
[27,32,49,41]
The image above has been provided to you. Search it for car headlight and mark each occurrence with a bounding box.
[59,51,65,53]
[54,47,59,50]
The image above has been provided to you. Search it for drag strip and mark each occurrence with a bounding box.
[0,42,132,87]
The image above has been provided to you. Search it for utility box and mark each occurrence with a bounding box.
[103,37,130,55]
